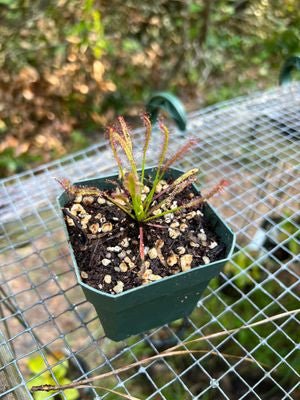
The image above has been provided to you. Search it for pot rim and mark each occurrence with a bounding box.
[57,167,236,299]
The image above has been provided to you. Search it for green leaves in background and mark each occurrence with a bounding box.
[224,248,262,290]
[27,353,79,400]
[1,0,300,177]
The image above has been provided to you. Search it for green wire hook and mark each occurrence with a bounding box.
[146,91,187,131]
[279,55,300,85]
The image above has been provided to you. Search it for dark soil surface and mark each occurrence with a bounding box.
[63,177,226,294]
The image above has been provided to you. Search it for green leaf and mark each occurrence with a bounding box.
[188,2,202,13]
[27,355,47,374]
[60,378,80,400]
[289,238,299,255]
[0,119,7,133]
[122,38,141,53]
[34,391,55,400]
[0,0,15,5]
[52,359,69,379]
[70,130,88,151]
[234,272,249,289]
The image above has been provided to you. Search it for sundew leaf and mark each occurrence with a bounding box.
[118,116,133,152]
[149,168,198,214]
[143,119,170,212]
[124,172,143,220]
[156,120,169,174]
[141,113,152,184]
[161,138,198,176]
[110,130,137,177]
[108,127,125,178]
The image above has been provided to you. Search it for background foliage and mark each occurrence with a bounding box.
[0,0,299,176]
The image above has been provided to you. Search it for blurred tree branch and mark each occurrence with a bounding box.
[0,0,300,177]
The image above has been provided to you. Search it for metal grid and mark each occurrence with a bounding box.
[0,83,299,400]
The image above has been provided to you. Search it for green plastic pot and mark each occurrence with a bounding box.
[58,168,236,341]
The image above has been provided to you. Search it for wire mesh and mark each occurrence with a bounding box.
[0,83,299,400]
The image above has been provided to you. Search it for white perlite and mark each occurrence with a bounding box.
[101,258,111,266]
[124,256,135,269]
[152,208,162,216]
[82,196,94,205]
[176,246,186,255]
[119,262,128,272]
[107,245,122,252]
[169,228,181,239]
[113,281,124,294]
[198,232,207,242]
[97,197,106,205]
[103,274,112,284]
[80,214,91,229]
[170,221,179,228]
[149,273,162,281]
[142,269,162,283]
[120,238,129,247]
[102,222,113,232]
[118,250,127,259]
[180,254,193,272]
[202,256,210,264]
[66,217,75,227]
[164,213,174,223]
[186,211,196,220]
[80,271,88,279]
[167,254,178,266]
[89,223,100,234]
[70,203,86,216]
[148,247,158,259]
[209,241,218,249]
[155,183,163,193]
[74,195,82,203]
[179,223,188,232]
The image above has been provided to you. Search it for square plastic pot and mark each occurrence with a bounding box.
[58,168,236,341]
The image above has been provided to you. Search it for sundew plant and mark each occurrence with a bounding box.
[59,115,227,264]
[106,115,227,222]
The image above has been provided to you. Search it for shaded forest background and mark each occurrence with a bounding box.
[0,0,299,177]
